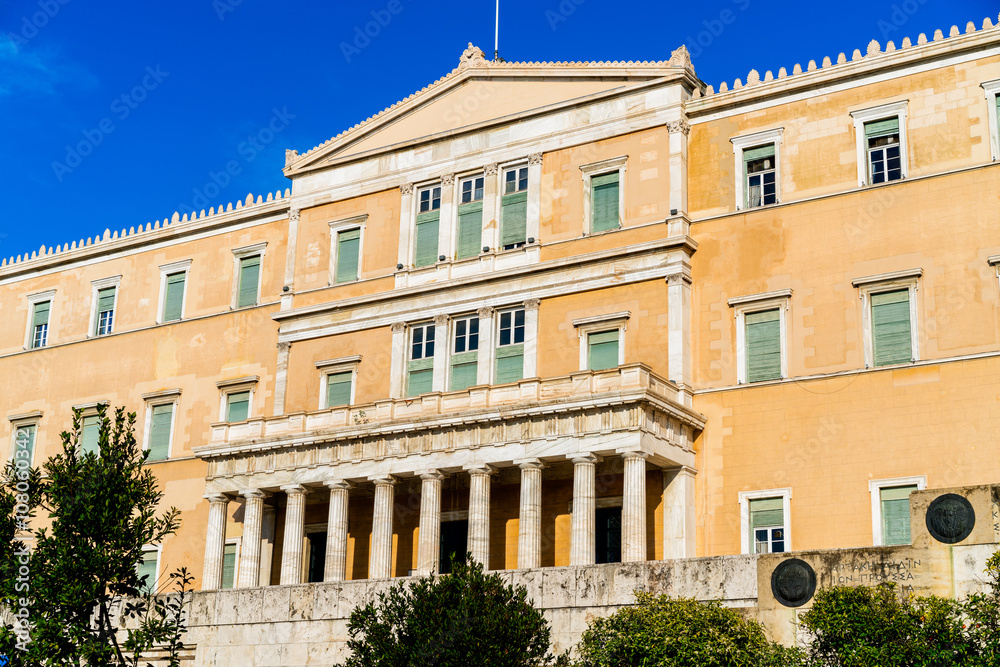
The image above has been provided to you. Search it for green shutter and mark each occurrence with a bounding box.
[881,486,915,545]
[450,351,478,391]
[81,415,100,456]
[407,369,433,397]
[136,551,158,594]
[591,172,620,233]
[326,371,353,407]
[237,256,261,307]
[33,301,50,328]
[456,202,483,259]
[746,309,781,382]
[744,144,775,161]
[588,330,620,371]
[750,497,784,530]
[872,290,912,367]
[14,425,36,465]
[336,229,361,283]
[227,391,250,422]
[500,191,528,246]
[495,344,524,384]
[414,213,440,267]
[98,287,116,313]
[147,404,173,461]
[221,543,238,589]
[865,117,899,138]
[163,272,186,322]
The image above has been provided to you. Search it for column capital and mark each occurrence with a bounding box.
[569,452,601,465]
[516,457,546,470]
[620,451,650,462]
[477,306,495,319]
[239,488,269,499]
[522,298,541,311]
[666,120,691,136]
[484,162,499,175]
[465,463,496,477]
[419,469,447,481]
[390,321,407,334]
[325,479,354,491]
[280,484,310,496]
[528,152,543,165]
[665,272,693,287]
[368,474,398,486]
[441,173,455,186]
[433,314,450,327]
[400,183,414,195]
[204,493,231,504]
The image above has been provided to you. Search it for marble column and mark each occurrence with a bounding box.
[202,494,229,590]
[466,465,495,567]
[570,454,600,566]
[324,480,351,582]
[663,466,697,560]
[369,476,397,579]
[416,470,445,575]
[237,489,266,588]
[522,299,540,378]
[517,459,545,570]
[279,485,309,585]
[476,307,495,386]
[622,452,649,562]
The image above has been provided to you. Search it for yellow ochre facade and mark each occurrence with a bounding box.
[3,22,1000,594]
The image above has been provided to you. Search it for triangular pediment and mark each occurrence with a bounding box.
[286,44,697,176]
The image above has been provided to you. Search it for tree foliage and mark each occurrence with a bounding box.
[576,592,805,667]
[0,405,190,666]
[339,556,569,667]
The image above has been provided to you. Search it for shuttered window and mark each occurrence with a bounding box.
[14,425,36,465]
[136,550,159,595]
[745,309,781,383]
[450,353,479,391]
[495,345,524,384]
[501,167,528,249]
[221,543,239,589]
[880,485,916,546]
[163,272,186,322]
[865,118,902,183]
[326,371,353,408]
[408,323,435,397]
[871,289,912,367]
[457,176,484,260]
[591,172,620,232]
[32,300,50,348]
[451,316,480,391]
[226,391,250,423]
[336,229,361,283]
[81,415,100,456]
[414,186,441,268]
[147,404,173,461]
[95,287,116,336]
[588,330,620,371]
[865,117,899,139]
[749,497,785,554]
[744,144,777,208]
[237,255,261,308]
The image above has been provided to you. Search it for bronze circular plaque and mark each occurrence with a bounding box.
[925,493,975,544]
[771,558,817,608]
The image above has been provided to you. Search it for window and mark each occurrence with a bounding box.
[456,175,484,260]
[500,166,528,249]
[162,272,186,322]
[95,287,117,336]
[983,79,1000,161]
[729,290,790,385]
[739,488,791,555]
[80,414,101,455]
[587,330,620,371]
[871,289,912,366]
[744,144,777,208]
[495,308,525,383]
[145,403,174,462]
[450,315,480,391]
[851,101,908,187]
[221,540,240,589]
[237,255,261,307]
[414,185,442,268]
[136,547,160,595]
[595,506,622,564]
[12,424,36,466]
[325,371,353,408]
[581,156,627,234]
[408,322,436,396]
[31,300,50,348]
[226,391,251,422]
[870,476,925,546]
[335,228,362,283]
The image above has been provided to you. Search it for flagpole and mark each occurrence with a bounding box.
[494,0,500,60]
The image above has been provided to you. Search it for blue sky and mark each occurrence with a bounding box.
[0,0,993,260]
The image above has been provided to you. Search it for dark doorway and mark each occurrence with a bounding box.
[439,520,469,573]
[596,506,622,564]
[307,532,327,583]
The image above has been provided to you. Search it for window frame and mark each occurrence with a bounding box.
[88,276,122,338]
[580,156,627,234]
[499,162,530,250]
[141,389,181,462]
[449,313,481,391]
[850,101,909,187]
[157,260,192,324]
[24,289,56,350]
[853,269,921,370]
[407,321,437,397]
[412,182,444,268]
[9,412,42,466]
[316,355,361,410]
[72,401,108,456]
[221,537,242,590]
[231,243,267,309]
[731,128,783,211]
[982,79,1000,162]
[216,376,259,423]
[137,544,162,595]
[869,476,926,546]
[728,290,791,385]
[738,488,792,555]
[572,312,630,372]
[329,214,367,285]
[454,172,486,261]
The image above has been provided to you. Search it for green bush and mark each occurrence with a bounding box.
[575,593,804,667]
[961,551,1000,667]
[339,557,568,667]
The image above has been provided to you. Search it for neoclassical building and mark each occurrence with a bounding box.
[4,17,1000,600]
